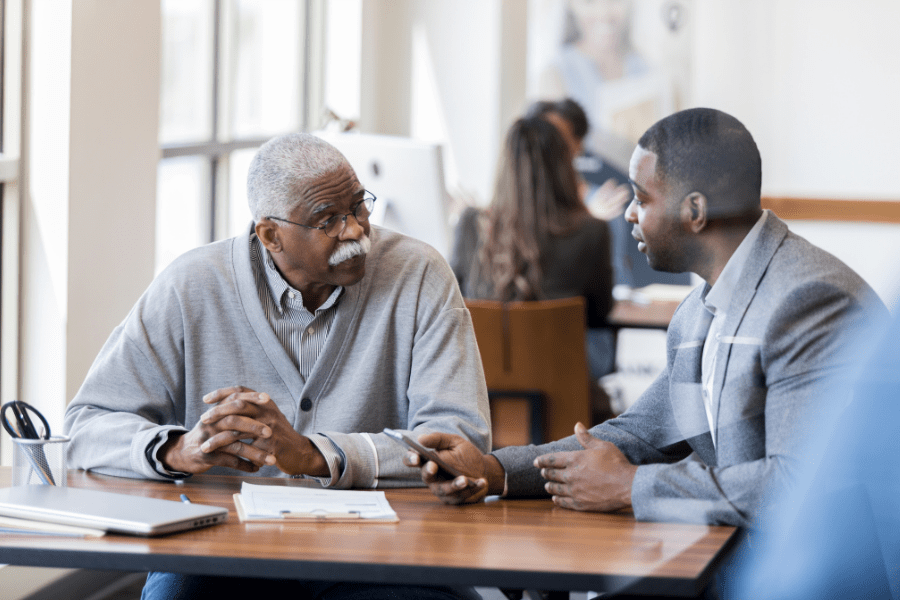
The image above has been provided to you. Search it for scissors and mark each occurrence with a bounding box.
[1,400,56,485]
[2,400,51,440]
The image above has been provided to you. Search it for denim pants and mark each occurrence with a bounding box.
[141,572,483,600]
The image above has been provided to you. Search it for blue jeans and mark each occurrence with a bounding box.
[141,572,483,600]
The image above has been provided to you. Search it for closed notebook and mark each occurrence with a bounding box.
[0,486,228,536]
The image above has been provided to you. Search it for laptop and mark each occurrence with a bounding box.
[0,485,228,536]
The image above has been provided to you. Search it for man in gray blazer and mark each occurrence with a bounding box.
[408,108,887,528]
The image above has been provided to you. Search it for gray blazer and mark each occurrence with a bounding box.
[493,212,887,526]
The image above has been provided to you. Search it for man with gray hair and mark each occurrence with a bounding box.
[65,133,490,600]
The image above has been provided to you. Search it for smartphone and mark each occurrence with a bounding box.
[382,428,465,478]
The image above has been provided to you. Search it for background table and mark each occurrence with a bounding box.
[608,298,681,330]
[0,470,736,596]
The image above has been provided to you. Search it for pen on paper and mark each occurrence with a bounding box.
[180,494,191,504]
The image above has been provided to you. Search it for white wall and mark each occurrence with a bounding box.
[360,0,528,203]
[18,0,160,438]
[693,0,900,199]
[692,0,900,306]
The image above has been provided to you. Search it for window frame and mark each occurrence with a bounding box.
[158,0,326,254]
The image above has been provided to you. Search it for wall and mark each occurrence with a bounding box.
[360,0,528,203]
[692,0,900,306]
[694,0,900,199]
[17,0,160,437]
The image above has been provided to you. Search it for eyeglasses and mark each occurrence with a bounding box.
[266,191,376,238]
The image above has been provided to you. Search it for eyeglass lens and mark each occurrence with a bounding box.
[324,196,374,237]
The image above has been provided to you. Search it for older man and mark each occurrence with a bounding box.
[65,133,489,600]
[409,108,886,531]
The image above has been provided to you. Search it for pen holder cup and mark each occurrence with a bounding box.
[11,436,70,487]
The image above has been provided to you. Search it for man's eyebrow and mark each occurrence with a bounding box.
[308,189,365,215]
[628,178,646,195]
[309,202,335,216]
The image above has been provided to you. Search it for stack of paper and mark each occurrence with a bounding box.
[0,515,105,538]
[233,482,399,523]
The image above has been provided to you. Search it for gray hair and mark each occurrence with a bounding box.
[247,133,349,221]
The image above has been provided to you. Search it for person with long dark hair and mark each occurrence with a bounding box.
[450,116,616,405]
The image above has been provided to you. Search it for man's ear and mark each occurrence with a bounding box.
[255,219,282,253]
[680,192,708,233]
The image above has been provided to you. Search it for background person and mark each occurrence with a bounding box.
[525,97,631,222]
[412,108,887,533]
[65,132,489,600]
[527,97,689,289]
[449,116,616,418]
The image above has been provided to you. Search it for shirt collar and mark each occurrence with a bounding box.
[253,234,344,314]
[702,210,769,316]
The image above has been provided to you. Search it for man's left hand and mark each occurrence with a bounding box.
[200,387,329,477]
[534,422,637,512]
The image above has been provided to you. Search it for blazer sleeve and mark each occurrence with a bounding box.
[493,365,691,497]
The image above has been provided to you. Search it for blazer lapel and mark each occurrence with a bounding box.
[710,212,789,440]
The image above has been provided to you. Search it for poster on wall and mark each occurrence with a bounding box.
[528,0,694,172]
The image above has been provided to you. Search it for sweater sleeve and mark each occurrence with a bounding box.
[64,284,191,480]
[493,366,686,496]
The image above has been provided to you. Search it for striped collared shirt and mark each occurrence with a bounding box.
[249,234,345,483]
[250,235,343,379]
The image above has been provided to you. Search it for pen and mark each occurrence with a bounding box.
[180,494,191,504]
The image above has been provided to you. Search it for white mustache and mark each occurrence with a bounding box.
[329,235,371,266]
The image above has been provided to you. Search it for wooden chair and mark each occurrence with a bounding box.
[465,297,591,449]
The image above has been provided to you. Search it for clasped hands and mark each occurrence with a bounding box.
[159,386,328,477]
[405,422,637,512]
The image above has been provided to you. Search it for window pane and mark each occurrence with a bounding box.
[160,0,214,144]
[325,0,362,124]
[156,157,210,274]
[229,0,302,138]
[227,148,257,239]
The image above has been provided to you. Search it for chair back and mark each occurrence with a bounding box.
[465,297,590,447]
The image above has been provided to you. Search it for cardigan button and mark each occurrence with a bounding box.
[300,397,313,412]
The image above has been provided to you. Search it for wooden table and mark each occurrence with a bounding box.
[0,470,736,596]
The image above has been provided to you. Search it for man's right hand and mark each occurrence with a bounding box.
[403,432,506,505]
[158,386,276,475]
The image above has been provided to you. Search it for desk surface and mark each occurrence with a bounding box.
[608,299,681,330]
[0,470,736,596]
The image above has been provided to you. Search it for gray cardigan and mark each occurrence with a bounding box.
[493,213,887,526]
[65,225,491,488]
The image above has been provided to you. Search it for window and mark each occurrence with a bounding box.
[157,0,323,273]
